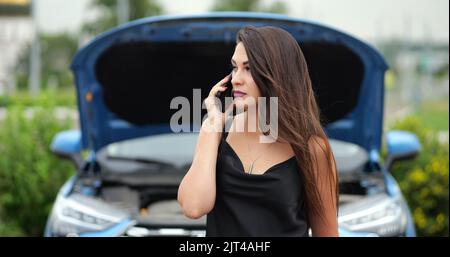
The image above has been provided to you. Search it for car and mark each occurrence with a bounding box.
[44,12,421,237]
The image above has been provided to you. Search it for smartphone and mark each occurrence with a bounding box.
[215,73,233,112]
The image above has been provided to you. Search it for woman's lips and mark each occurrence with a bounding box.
[233,91,247,98]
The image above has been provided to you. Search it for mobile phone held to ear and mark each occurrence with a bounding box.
[215,73,233,112]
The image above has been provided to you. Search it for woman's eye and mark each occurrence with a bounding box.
[229,66,249,72]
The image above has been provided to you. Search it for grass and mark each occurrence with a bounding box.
[0,88,77,108]
[416,98,449,132]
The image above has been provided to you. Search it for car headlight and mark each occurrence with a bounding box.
[61,206,112,227]
[338,196,408,236]
[48,193,131,237]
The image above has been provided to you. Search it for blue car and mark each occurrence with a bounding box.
[45,12,421,237]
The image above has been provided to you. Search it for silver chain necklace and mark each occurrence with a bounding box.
[246,142,274,174]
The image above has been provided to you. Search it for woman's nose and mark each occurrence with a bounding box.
[231,70,244,86]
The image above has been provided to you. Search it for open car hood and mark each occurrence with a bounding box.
[71,12,388,152]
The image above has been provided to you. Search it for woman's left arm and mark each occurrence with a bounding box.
[308,136,339,237]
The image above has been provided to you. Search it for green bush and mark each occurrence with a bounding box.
[388,116,449,237]
[0,104,76,236]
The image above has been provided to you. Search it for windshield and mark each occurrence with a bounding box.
[99,133,198,170]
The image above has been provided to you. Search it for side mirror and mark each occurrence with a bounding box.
[385,130,421,170]
[51,130,82,169]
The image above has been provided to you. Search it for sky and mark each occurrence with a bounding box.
[35,0,449,43]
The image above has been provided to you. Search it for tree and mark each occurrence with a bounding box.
[82,0,164,36]
[211,0,287,14]
[15,33,79,90]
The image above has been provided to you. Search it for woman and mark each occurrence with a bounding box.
[177,26,339,237]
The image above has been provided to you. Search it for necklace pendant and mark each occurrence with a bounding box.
[248,163,254,174]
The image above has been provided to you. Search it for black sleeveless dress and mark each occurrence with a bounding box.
[206,130,310,237]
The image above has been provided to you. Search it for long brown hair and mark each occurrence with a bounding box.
[236,26,339,222]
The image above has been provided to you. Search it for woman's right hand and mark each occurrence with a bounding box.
[179,76,232,218]
[203,74,234,132]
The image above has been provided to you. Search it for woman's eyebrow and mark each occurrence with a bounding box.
[231,59,249,65]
